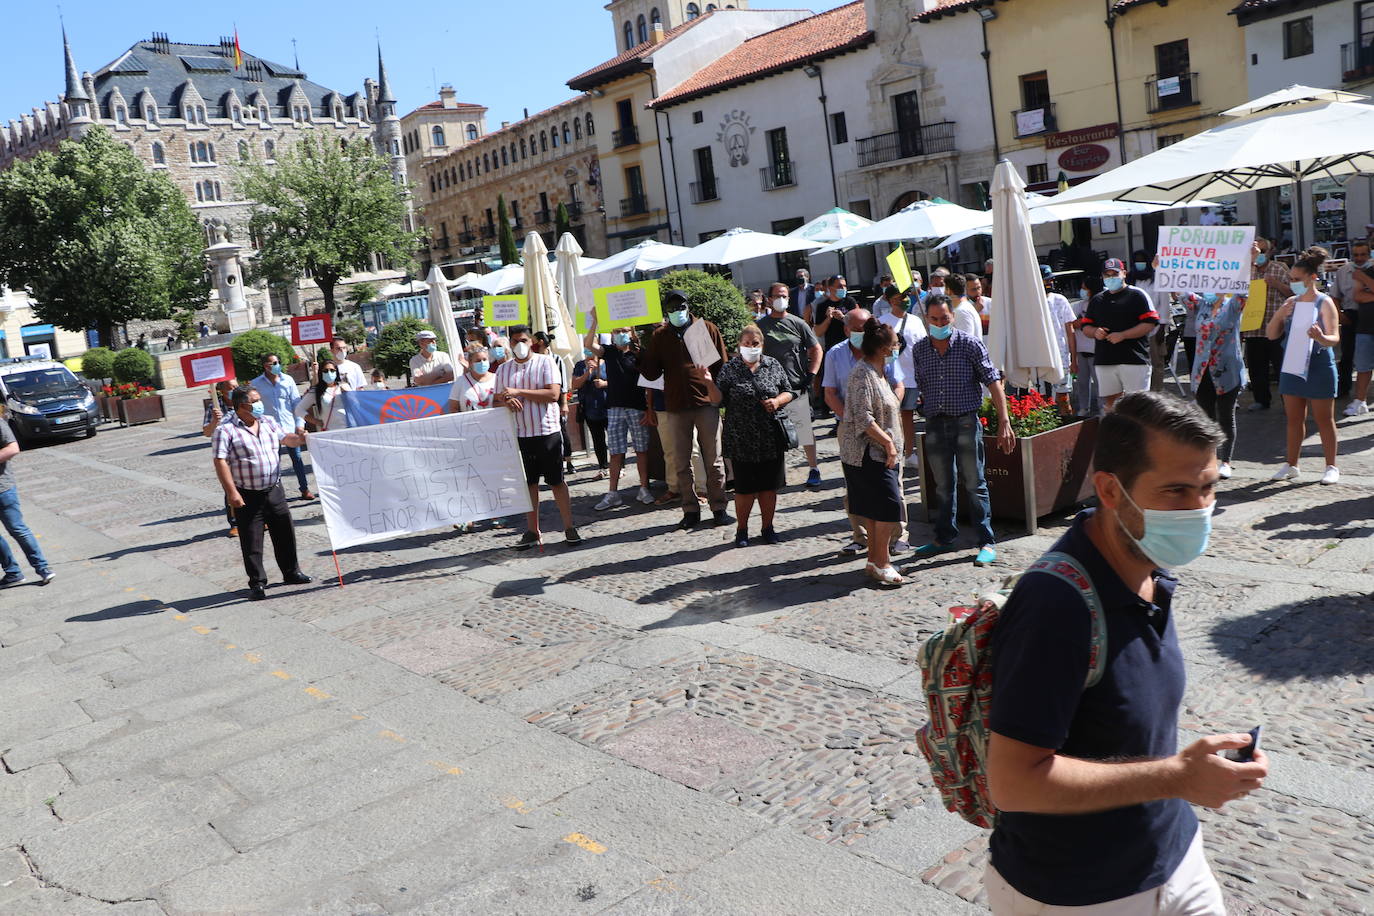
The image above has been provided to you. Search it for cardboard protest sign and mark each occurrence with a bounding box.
[1239,279,1268,333]
[483,295,529,326]
[886,247,914,293]
[309,408,532,550]
[1155,225,1255,295]
[594,280,662,329]
[290,314,333,346]
[179,348,235,387]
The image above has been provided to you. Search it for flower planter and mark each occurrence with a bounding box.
[917,417,1099,536]
[119,395,166,427]
[286,363,310,385]
[99,396,121,420]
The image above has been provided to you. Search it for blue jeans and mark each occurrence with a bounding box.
[0,487,49,577]
[924,413,994,548]
[282,445,309,492]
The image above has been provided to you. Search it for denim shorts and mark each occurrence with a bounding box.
[1355,333,1374,373]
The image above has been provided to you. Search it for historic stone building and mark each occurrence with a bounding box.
[0,32,411,326]
[400,86,488,185]
[416,94,606,272]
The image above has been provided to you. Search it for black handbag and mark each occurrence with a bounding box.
[774,411,799,450]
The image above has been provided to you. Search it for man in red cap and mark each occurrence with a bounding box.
[1081,258,1160,410]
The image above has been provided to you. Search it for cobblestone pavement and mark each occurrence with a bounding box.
[0,385,1371,914]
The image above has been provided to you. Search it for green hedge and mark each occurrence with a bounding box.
[111,347,157,385]
[657,269,752,348]
[80,347,114,380]
[374,315,443,379]
[230,330,296,384]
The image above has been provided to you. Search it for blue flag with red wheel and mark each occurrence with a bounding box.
[342,384,451,427]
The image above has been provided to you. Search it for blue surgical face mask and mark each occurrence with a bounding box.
[1134,262,1147,272]
[884,352,898,365]
[835,287,848,298]
[613,332,631,346]
[250,401,265,418]
[849,330,865,348]
[668,309,690,328]
[584,348,595,358]
[1104,277,1125,292]
[470,360,489,375]
[321,370,337,383]
[267,363,281,375]
[491,347,506,360]
[424,343,437,354]
[1290,280,1308,296]
[1255,254,1268,266]
[1201,293,1218,306]
[1079,288,1090,299]
[1114,476,1214,568]
[928,323,954,340]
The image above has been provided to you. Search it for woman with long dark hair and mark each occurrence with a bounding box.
[294,359,351,432]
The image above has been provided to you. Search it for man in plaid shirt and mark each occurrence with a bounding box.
[907,295,1015,568]
[212,387,313,601]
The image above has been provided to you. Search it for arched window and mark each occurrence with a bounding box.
[520,137,527,158]
[574,118,581,140]
[687,3,700,19]
[238,140,249,160]
[432,125,445,147]
[637,14,648,43]
[540,131,548,152]
[390,138,399,155]
[483,152,490,171]
[195,183,203,202]
[151,142,164,164]
[550,129,558,149]
[334,103,344,121]
[114,105,127,125]
[466,123,478,141]
[529,134,537,155]
[624,21,634,50]
[562,122,571,144]
[207,142,216,161]
[585,112,594,136]
[258,104,269,122]
[459,163,465,181]
[264,139,275,159]
[501,147,508,166]
[706,3,716,10]
[510,141,517,162]
[145,104,157,123]
[651,7,661,25]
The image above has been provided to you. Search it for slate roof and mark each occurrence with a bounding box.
[567,16,712,91]
[649,2,873,109]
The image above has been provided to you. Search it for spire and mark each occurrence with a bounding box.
[62,27,88,103]
[376,44,396,105]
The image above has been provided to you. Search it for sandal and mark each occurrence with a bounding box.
[865,563,905,587]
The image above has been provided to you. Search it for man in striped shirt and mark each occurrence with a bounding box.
[212,387,313,601]
[495,326,580,550]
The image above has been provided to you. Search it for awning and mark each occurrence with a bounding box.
[20,324,54,338]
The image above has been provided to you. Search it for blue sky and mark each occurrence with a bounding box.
[4,0,850,128]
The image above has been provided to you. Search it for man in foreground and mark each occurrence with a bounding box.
[986,391,1268,913]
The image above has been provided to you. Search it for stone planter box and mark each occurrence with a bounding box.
[118,395,166,427]
[917,417,1099,536]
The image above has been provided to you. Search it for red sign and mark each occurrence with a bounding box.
[179,348,235,387]
[1045,123,1119,150]
[1058,143,1111,173]
[290,314,333,346]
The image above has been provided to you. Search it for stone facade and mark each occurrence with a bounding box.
[400,86,487,184]
[416,95,606,270]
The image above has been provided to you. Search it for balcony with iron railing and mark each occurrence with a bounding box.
[855,121,957,168]
[433,235,451,250]
[566,201,584,221]
[1011,104,1056,139]
[479,224,496,240]
[612,124,640,148]
[690,179,719,203]
[759,161,796,191]
[1146,73,1199,113]
[619,195,650,218]
[1342,41,1374,80]
[458,230,475,245]
[534,208,553,225]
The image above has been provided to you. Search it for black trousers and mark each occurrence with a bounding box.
[1338,317,1357,399]
[1244,337,1281,407]
[234,483,300,588]
[585,415,609,468]
[1195,372,1238,463]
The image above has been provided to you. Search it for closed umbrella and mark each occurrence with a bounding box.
[554,232,592,341]
[592,239,692,275]
[425,266,462,361]
[657,227,822,269]
[810,199,988,254]
[785,206,873,245]
[524,232,577,365]
[987,160,1063,389]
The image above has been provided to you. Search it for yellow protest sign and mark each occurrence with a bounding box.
[1239,279,1267,332]
[594,280,662,329]
[483,295,529,327]
[886,247,914,293]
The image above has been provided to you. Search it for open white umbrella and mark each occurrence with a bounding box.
[378,280,428,298]
[425,266,462,361]
[987,161,1063,389]
[592,239,692,275]
[1052,86,1374,207]
[657,227,822,269]
[935,198,1220,250]
[811,199,989,254]
[785,207,874,245]
[524,232,578,364]
[554,232,591,340]
[471,264,524,295]
[447,271,484,291]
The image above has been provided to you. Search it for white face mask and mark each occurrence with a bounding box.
[512,341,531,360]
[740,346,763,363]
[770,297,788,313]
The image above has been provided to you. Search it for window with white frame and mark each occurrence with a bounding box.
[432,125,446,147]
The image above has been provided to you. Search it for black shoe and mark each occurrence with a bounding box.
[761,526,780,545]
[1,572,25,588]
[248,586,267,601]
[513,531,543,551]
[564,527,582,545]
[711,509,732,527]
[677,513,701,531]
[283,572,313,585]
[733,528,749,548]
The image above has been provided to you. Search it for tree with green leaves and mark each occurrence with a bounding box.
[554,202,572,240]
[237,133,421,316]
[0,127,209,348]
[345,281,379,311]
[497,195,520,266]
[657,270,751,348]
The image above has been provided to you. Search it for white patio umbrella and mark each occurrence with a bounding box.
[425,266,462,361]
[1052,86,1374,207]
[524,232,578,364]
[986,160,1063,389]
[447,271,484,291]
[592,239,692,275]
[811,199,989,254]
[785,207,874,245]
[554,232,591,340]
[657,227,822,268]
[378,280,427,298]
[471,264,524,295]
[934,198,1220,249]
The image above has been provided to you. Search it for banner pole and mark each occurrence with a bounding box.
[332,551,344,588]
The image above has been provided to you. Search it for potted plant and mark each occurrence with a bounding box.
[98,383,120,420]
[916,391,1099,536]
[115,382,166,426]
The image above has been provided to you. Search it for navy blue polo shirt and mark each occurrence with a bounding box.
[989,509,1196,906]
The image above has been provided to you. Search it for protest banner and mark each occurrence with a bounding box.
[1155,225,1255,294]
[484,294,529,326]
[885,247,913,293]
[342,383,451,427]
[309,409,532,550]
[594,280,662,329]
[1239,279,1268,333]
[179,348,234,387]
[290,314,333,346]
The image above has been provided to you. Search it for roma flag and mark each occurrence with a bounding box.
[233,30,243,69]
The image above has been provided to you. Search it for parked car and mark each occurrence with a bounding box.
[0,358,99,442]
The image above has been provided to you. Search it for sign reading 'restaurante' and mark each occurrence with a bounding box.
[1154,225,1256,295]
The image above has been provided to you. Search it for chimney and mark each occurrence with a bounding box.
[501,120,510,128]
[650,22,666,44]
[523,107,529,119]
[439,84,457,108]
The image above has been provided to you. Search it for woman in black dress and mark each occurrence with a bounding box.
[704,324,793,547]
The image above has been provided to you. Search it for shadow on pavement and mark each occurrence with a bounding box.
[1251,494,1374,540]
[92,529,224,561]
[1208,593,1374,680]
[66,599,168,623]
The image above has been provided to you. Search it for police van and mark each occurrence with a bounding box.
[0,358,99,442]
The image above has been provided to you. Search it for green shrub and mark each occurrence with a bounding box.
[230,329,295,383]
[335,318,366,349]
[81,347,114,380]
[316,347,334,365]
[111,347,157,385]
[374,316,442,379]
[657,269,751,348]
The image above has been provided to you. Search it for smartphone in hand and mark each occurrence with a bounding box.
[1223,726,1262,762]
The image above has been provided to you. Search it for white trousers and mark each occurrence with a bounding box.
[985,828,1225,916]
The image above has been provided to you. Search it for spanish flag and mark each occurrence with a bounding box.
[233,29,243,70]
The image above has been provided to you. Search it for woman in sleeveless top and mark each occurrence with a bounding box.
[1266,246,1340,484]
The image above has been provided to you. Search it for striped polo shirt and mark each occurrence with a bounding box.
[494,353,561,438]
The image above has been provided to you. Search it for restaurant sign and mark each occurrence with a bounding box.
[1045,123,1119,150]
[1058,143,1112,173]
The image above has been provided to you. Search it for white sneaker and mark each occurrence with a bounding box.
[1217,462,1232,480]
[594,491,623,511]
[1343,400,1370,417]
[636,487,655,505]
[1321,465,1340,485]
[1270,463,1300,481]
